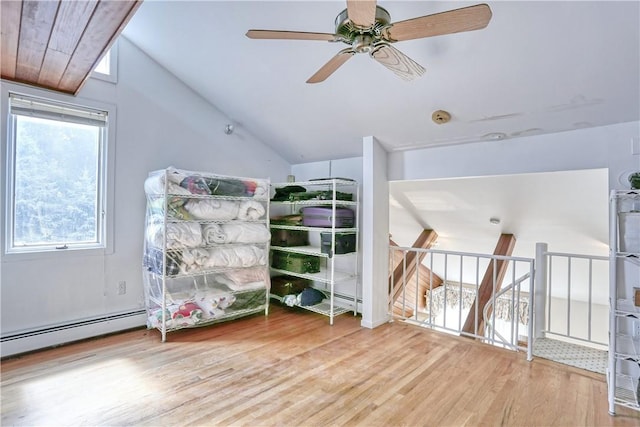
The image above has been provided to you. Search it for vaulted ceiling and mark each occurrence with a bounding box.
[121,1,640,163]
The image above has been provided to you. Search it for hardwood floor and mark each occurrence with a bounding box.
[1,305,638,426]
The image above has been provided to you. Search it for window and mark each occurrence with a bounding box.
[94,52,111,75]
[6,94,108,253]
[91,41,118,83]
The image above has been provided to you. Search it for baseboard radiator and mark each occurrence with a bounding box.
[1,310,147,358]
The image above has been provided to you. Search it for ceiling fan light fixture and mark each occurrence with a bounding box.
[246,1,492,83]
[335,6,391,38]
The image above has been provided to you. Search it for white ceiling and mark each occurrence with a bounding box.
[389,168,611,303]
[389,168,610,259]
[122,0,639,164]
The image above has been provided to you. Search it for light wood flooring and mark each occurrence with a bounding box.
[1,305,639,426]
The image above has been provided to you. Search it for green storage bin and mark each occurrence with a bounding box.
[271,251,320,274]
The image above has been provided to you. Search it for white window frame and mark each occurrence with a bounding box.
[91,40,118,84]
[1,83,116,258]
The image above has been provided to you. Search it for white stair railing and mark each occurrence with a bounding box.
[483,272,531,350]
[533,244,609,349]
[389,246,535,358]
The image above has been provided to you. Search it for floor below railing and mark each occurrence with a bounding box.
[533,337,607,374]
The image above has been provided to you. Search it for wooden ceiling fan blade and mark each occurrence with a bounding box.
[246,30,337,41]
[347,0,378,28]
[371,44,425,81]
[307,49,355,84]
[386,3,492,42]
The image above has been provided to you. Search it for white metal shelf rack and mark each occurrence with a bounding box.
[270,178,359,324]
[608,189,640,414]
[142,168,270,341]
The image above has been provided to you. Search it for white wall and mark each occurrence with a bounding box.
[0,37,290,355]
[386,122,639,333]
[290,157,362,183]
[388,121,640,188]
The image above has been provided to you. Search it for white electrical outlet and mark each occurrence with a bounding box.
[118,281,126,295]
[634,321,640,338]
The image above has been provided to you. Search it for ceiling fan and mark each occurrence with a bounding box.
[246,1,492,83]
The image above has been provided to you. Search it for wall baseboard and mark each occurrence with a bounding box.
[361,316,390,329]
[1,310,147,358]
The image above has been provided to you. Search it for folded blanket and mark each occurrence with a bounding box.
[143,247,182,276]
[194,290,236,318]
[213,266,267,291]
[233,289,267,310]
[253,181,268,198]
[206,245,266,268]
[184,199,239,220]
[165,167,188,184]
[237,200,265,220]
[221,223,270,244]
[241,180,268,198]
[148,302,204,329]
[147,221,203,249]
[202,223,226,245]
[144,172,192,197]
[206,178,248,196]
[145,173,192,220]
[165,222,202,249]
[147,198,193,220]
[181,176,212,195]
[180,248,209,273]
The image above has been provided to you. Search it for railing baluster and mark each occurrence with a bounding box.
[388,247,393,316]
[443,253,448,330]
[491,258,497,345]
[459,255,463,332]
[475,256,480,338]
[429,251,434,326]
[527,260,535,361]
[588,258,593,342]
[414,253,419,321]
[511,262,516,346]
[567,256,572,337]
[401,251,407,317]
[547,255,553,339]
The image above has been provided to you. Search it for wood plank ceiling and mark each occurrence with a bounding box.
[1,0,142,95]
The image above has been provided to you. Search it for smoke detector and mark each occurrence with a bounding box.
[432,110,451,124]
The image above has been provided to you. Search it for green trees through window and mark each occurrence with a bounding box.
[8,94,107,252]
